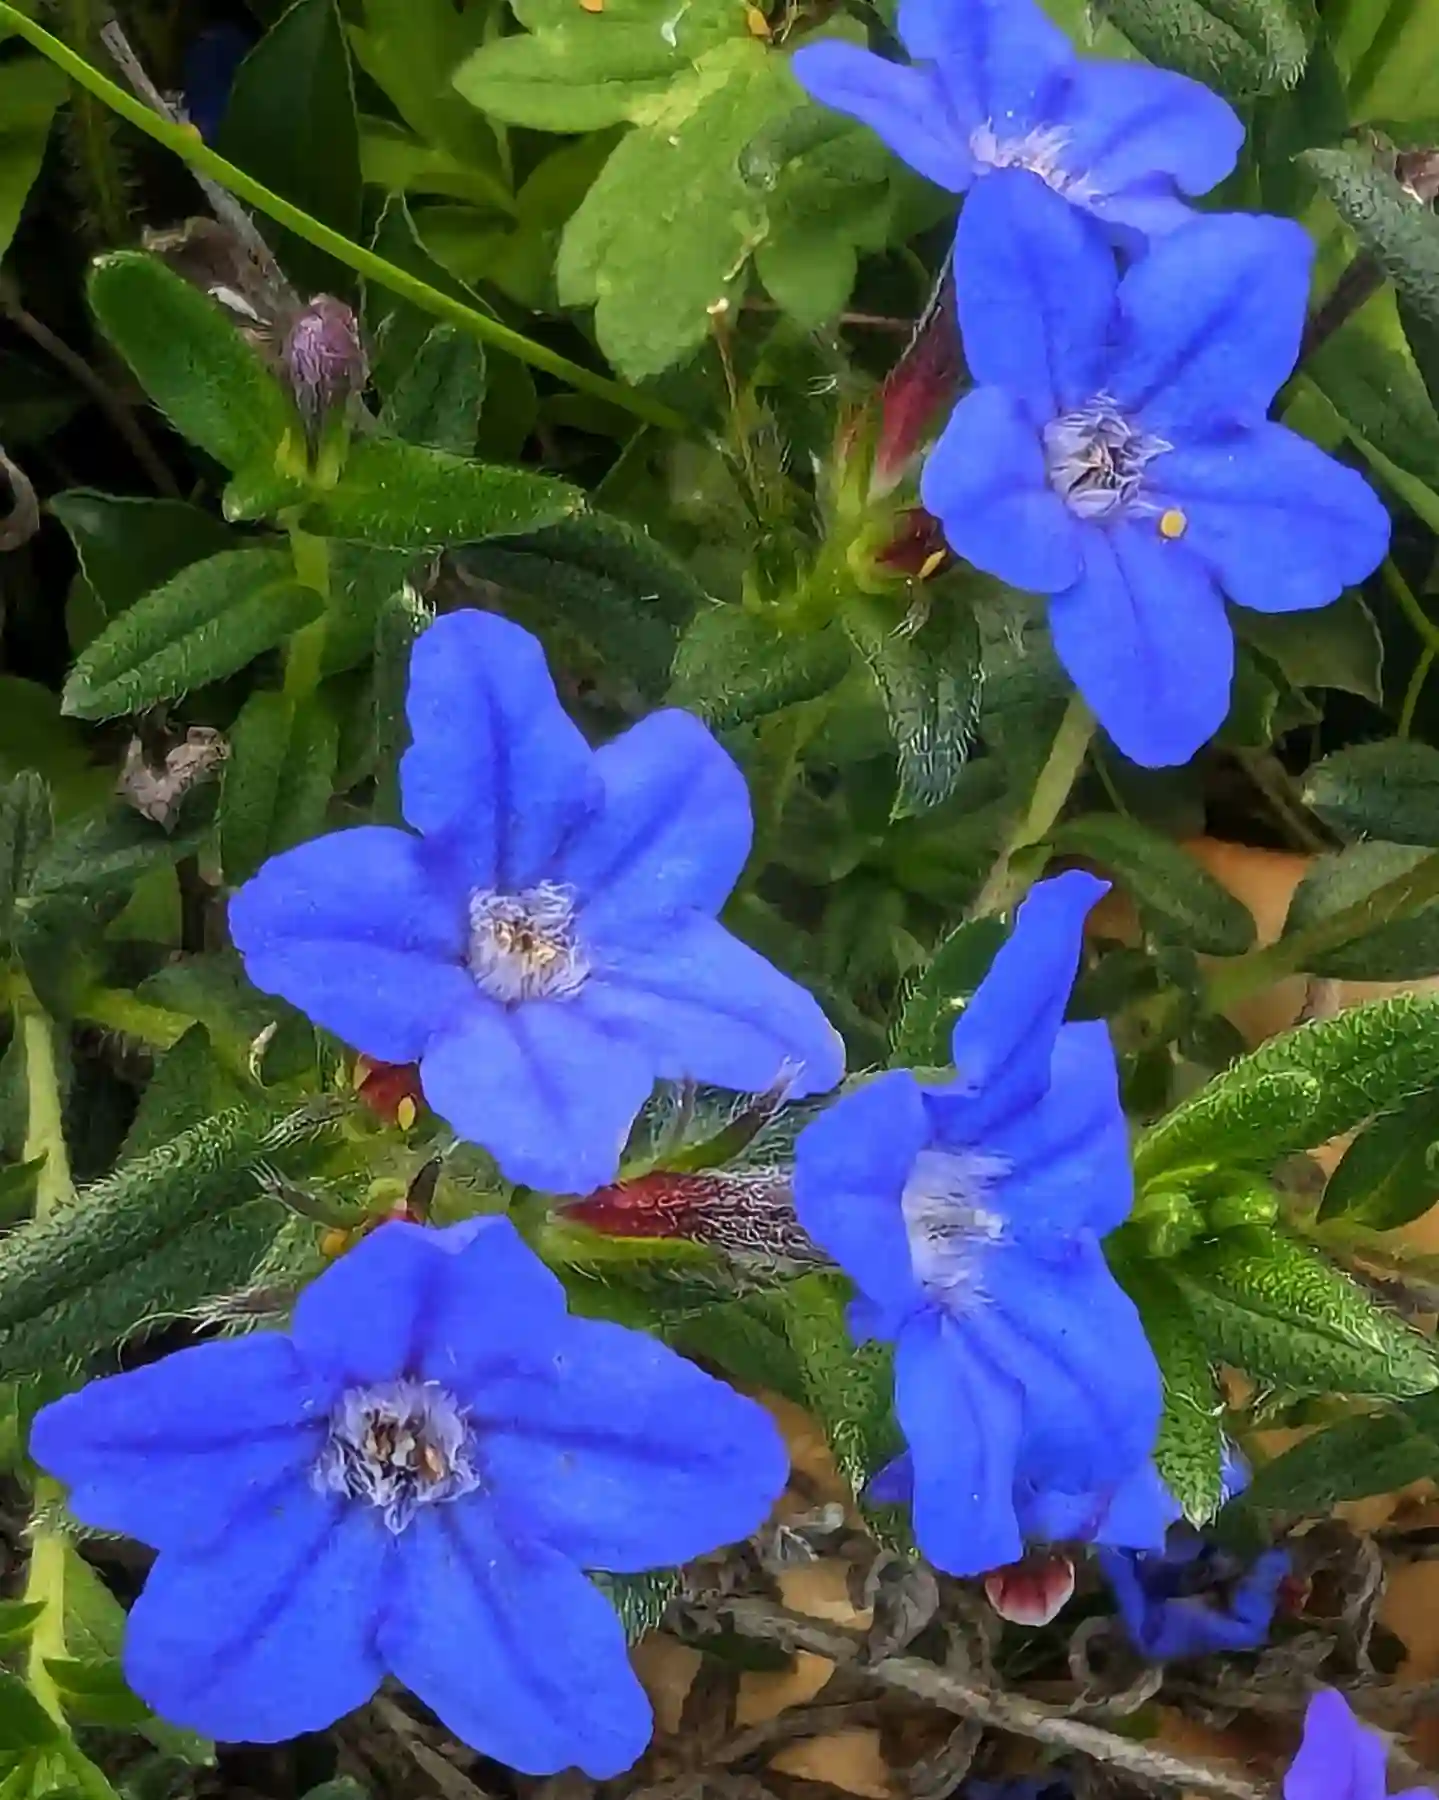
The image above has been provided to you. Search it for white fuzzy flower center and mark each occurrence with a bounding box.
[466,881,589,1004]
[901,1147,1008,1309]
[970,122,1094,202]
[313,1377,481,1533]
[1043,399,1171,521]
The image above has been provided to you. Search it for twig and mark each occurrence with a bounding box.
[1300,255,1386,363]
[0,279,180,497]
[98,19,294,308]
[372,1695,498,1800]
[702,1598,1270,1800]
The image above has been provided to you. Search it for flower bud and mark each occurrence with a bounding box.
[353,1056,423,1128]
[564,1168,824,1270]
[873,506,952,578]
[282,295,367,442]
[871,272,962,497]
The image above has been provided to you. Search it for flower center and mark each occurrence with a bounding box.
[314,1378,481,1533]
[1043,400,1170,521]
[969,123,1087,199]
[901,1147,1008,1310]
[466,881,588,1004]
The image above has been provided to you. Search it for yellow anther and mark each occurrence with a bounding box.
[745,5,772,34]
[320,1227,350,1259]
[918,549,948,581]
[396,1096,418,1132]
[1158,507,1188,540]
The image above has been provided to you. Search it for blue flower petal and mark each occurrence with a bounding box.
[921,385,1083,593]
[937,870,1107,1136]
[579,915,843,1102]
[1102,1543,1289,1660]
[560,710,752,935]
[481,1315,787,1571]
[967,1237,1161,1493]
[789,45,974,192]
[792,1070,928,1333]
[125,1484,385,1742]
[1159,423,1390,613]
[420,1002,656,1193]
[1286,1692,1392,1800]
[895,1308,1025,1574]
[901,0,1071,131]
[1108,214,1314,436]
[291,1219,566,1387]
[380,1504,653,1777]
[401,610,599,893]
[29,1336,332,1555]
[1047,522,1232,768]
[983,1020,1133,1238]
[1055,61,1243,208]
[953,172,1116,418]
[228,826,474,1066]
[1091,1459,1184,1549]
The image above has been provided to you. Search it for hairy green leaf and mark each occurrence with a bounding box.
[379,323,487,454]
[1318,1088,1439,1229]
[1303,737,1439,844]
[670,607,851,728]
[220,689,338,885]
[890,916,1006,1068]
[1054,814,1256,955]
[1304,145,1439,332]
[1241,1391,1439,1512]
[62,549,323,720]
[1284,841,1439,979]
[1103,0,1309,96]
[1123,1262,1225,1524]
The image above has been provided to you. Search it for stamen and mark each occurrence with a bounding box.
[313,1377,481,1533]
[1043,399,1170,521]
[467,881,588,1004]
[901,1147,1008,1310]
[970,122,1084,198]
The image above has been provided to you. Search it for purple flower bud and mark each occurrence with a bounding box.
[871,274,963,497]
[282,295,367,438]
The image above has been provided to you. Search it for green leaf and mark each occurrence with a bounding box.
[1335,0,1439,122]
[49,492,240,644]
[592,1569,682,1643]
[1103,0,1309,97]
[557,39,797,380]
[1317,1088,1439,1229]
[752,122,893,330]
[300,436,582,548]
[378,324,487,455]
[1052,814,1256,955]
[1303,145,1439,332]
[216,0,363,298]
[1171,1228,1438,1397]
[0,773,50,942]
[454,0,747,132]
[349,0,498,166]
[669,1288,808,1406]
[781,1271,899,1501]
[1135,993,1439,1182]
[87,254,301,474]
[1304,318,1439,505]
[0,1605,45,1654]
[669,607,851,728]
[889,917,1007,1067]
[0,682,96,818]
[220,690,338,885]
[24,804,207,908]
[841,592,982,818]
[43,1660,150,1731]
[0,1676,60,1752]
[1233,592,1384,704]
[1283,841,1439,979]
[1302,737,1439,844]
[1240,1391,1439,1512]
[1123,1263,1225,1525]
[62,549,323,721]
[0,56,66,263]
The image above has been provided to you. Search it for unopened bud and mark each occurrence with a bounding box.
[282,295,367,441]
[984,1551,1076,1626]
[564,1167,825,1271]
[354,1056,424,1127]
[874,507,952,578]
[871,271,962,497]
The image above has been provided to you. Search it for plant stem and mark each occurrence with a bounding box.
[1205,845,1439,1011]
[1399,644,1436,739]
[0,2,687,434]
[969,695,1094,918]
[76,985,190,1050]
[284,522,332,701]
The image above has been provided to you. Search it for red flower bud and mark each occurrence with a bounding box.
[564,1168,823,1270]
[874,506,952,578]
[354,1057,423,1129]
[984,1551,1077,1627]
[872,272,962,497]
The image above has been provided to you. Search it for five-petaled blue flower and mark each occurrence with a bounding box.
[920,175,1391,767]
[1285,1690,1436,1800]
[793,870,1162,1575]
[1099,1535,1290,1661]
[791,0,1243,247]
[229,610,844,1194]
[29,1218,789,1774]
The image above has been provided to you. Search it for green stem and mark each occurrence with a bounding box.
[18,990,74,1220]
[0,2,686,434]
[969,695,1095,918]
[1399,644,1436,739]
[1206,845,1439,1011]
[76,985,190,1050]
[284,521,332,701]
[1383,555,1439,655]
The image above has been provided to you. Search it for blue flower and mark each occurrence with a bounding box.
[793,870,1162,1575]
[1099,1533,1291,1661]
[1286,1692,1436,1800]
[229,611,843,1194]
[921,175,1391,767]
[791,0,1242,246]
[29,1218,789,1773]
